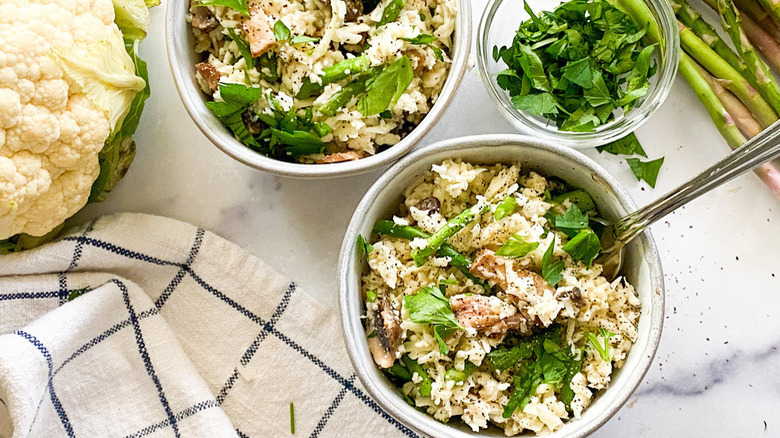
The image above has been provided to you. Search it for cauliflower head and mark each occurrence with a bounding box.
[0,0,147,240]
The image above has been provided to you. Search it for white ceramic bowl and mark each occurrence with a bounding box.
[339,134,664,437]
[165,0,472,178]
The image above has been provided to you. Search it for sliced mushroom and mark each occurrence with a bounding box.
[242,110,263,135]
[469,249,555,296]
[191,5,219,32]
[244,1,276,57]
[414,196,440,214]
[367,295,401,368]
[450,294,528,336]
[316,150,368,164]
[344,0,364,21]
[195,62,221,91]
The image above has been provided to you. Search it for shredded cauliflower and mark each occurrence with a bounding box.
[0,0,146,239]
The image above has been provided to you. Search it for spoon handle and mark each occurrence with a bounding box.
[612,120,780,243]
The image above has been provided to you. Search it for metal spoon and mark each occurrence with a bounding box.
[597,120,780,280]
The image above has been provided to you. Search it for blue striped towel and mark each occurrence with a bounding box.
[0,213,420,438]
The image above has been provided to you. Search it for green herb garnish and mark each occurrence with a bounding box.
[584,327,616,361]
[541,240,565,287]
[377,0,405,26]
[596,133,647,157]
[403,286,463,354]
[444,362,478,382]
[226,28,254,69]
[495,234,539,258]
[356,235,373,257]
[562,229,601,267]
[357,56,413,116]
[206,83,329,158]
[402,34,444,61]
[494,196,517,221]
[493,0,657,131]
[192,0,249,17]
[402,354,432,397]
[365,289,377,302]
[626,157,664,188]
[273,20,320,45]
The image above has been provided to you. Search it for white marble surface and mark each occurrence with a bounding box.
[73,3,780,436]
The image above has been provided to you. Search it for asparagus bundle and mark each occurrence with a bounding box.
[674,0,780,198]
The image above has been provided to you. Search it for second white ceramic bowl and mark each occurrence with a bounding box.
[339,134,665,437]
[166,0,472,178]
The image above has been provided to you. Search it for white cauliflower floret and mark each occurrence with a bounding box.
[0,0,145,239]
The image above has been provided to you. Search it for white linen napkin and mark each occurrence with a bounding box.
[0,213,420,438]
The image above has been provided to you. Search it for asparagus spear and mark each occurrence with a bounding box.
[679,22,778,127]
[373,220,490,291]
[692,57,762,137]
[673,0,748,81]
[411,203,489,267]
[718,0,780,114]
[296,55,371,98]
[740,13,780,72]
[705,0,780,43]
[755,0,780,27]
[679,52,780,197]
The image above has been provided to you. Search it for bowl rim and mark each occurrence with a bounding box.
[164,0,472,179]
[338,134,665,437]
[475,0,680,148]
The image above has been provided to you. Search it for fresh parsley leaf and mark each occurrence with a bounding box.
[386,362,412,381]
[494,196,517,220]
[402,34,435,44]
[596,133,647,157]
[495,234,539,258]
[402,354,432,397]
[290,35,320,45]
[67,288,89,301]
[273,20,291,41]
[192,0,249,17]
[562,229,601,267]
[226,28,255,69]
[550,189,596,213]
[357,56,413,116]
[554,204,589,232]
[511,92,558,115]
[626,157,664,188]
[541,241,565,287]
[584,327,616,361]
[439,277,458,286]
[444,362,478,382]
[487,344,534,371]
[378,0,405,26]
[270,128,325,155]
[403,286,463,354]
[503,372,542,418]
[561,58,593,89]
[217,82,263,106]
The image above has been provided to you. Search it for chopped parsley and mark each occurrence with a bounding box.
[273,20,320,45]
[495,234,539,258]
[596,133,647,157]
[356,235,373,258]
[206,83,330,159]
[493,0,657,131]
[554,204,589,236]
[402,354,432,397]
[562,229,601,267]
[541,241,565,287]
[357,56,414,116]
[402,34,444,61]
[584,327,616,361]
[444,361,478,382]
[403,286,463,354]
[498,326,583,417]
[494,196,517,221]
[626,157,665,188]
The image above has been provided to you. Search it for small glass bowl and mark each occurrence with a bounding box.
[477,0,679,148]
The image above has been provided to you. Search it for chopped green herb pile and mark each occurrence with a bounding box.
[207,82,330,159]
[493,0,657,131]
[490,326,583,416]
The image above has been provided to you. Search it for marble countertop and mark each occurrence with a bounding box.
[74,3,779,436]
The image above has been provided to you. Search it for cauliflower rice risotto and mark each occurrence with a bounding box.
[188,0,456,163]
[360,160,642,435]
